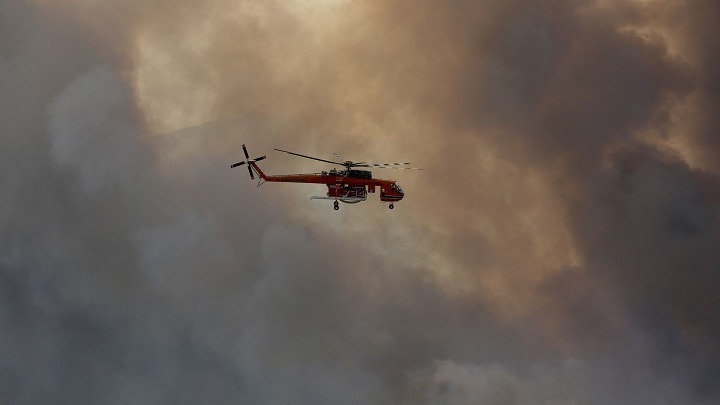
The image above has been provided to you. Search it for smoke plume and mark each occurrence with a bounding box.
[2,0,719,403]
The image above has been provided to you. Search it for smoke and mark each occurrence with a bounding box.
[49,66,148,193]
[2,0,720,403]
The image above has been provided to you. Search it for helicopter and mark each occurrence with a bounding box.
[231,144,423,210]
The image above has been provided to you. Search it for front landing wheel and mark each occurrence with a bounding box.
[334,201,339,211]
[389,204,394,210]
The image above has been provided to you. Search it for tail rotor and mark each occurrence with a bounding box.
[231,144,266,180]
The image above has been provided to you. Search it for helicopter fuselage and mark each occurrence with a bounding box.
[250,163,404,204]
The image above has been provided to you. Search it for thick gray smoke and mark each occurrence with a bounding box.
[2,0,720,404]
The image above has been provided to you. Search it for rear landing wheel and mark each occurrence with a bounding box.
[389,204,394,209]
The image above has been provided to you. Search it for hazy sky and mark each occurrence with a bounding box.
[2,0,720,403]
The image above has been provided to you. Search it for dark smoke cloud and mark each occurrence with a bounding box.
[2,0,720,403]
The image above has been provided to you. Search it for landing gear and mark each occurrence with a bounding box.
[333,201,339,211]
[389,204,394,210]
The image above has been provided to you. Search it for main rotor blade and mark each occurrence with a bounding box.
[253,156,267,162]
[242,144,250,159]
[372,166,425,170]
[247,165,255,180]
[274,148,340,166]
[231,161,247,168]
[368,162,425,170]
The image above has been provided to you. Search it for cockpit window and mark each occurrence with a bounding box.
[392,183,403,193]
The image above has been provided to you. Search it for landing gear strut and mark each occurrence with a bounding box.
[389,203,394,210]
[333,201,339,211]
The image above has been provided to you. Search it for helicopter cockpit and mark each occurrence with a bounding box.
[391,183,404,194]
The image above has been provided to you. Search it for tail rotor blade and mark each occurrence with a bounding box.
[232,145,266,180]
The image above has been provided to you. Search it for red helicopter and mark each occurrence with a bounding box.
[231,144,423,210]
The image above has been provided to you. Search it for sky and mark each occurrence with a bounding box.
[2,0,720,403]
